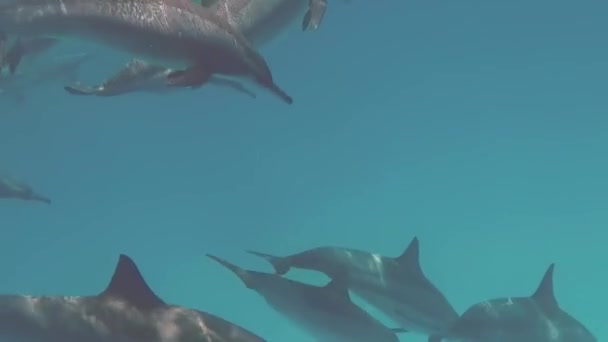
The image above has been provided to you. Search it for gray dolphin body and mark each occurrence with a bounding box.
[431,264,596,342]
[207,254,404,342]
[1,36,59,75]
[64,58,257,98]
[0,175,51,204]
[0,52,92,104]
[0,254,267,342]
[0,0,293,104]
[248,237,459,339]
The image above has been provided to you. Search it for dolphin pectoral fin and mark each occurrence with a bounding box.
[166,65,211,89]
[302,0,328,31]
[246,250,290,275]
[391,328,409,333]
[208,76,257,99]
[64,83,97,96]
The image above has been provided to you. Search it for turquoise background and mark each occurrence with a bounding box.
[0,0,605,341]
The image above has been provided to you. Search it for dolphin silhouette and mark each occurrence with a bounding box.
[0,174,51,204]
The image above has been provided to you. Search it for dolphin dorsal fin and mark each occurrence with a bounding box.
[531,263,559,313]
[324,279,351,301]
[396,237,423,275]
[100,254,166,310]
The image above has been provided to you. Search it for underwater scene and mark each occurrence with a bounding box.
[0,0,605,341]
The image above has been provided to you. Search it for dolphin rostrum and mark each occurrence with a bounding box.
[206,254,406,342]
[0,0,293,104]
[0,174,51,204]
[0,253,268,342]
[64,58,257,98]
[430,264,597,342]
[247,237,459,339]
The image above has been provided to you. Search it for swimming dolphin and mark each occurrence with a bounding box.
[206,254,406,342]
[62,0,330,100]
[247,237,459,339]
[430,264,597,342]
[0,52,92,104]
[0,0,293,104]
[200,0,329,47]
[64,58,257,99]
[0,174,51,204]
[0,253,268,342]
[2,36,59,75]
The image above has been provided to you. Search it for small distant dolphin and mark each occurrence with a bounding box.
[0,52,92,104]
[0,254,268,342]
[64,58,257,99]
[0,0,293,104]
[248,237,459,339]
[0,174,51,204]
[2,36,59,75]
[430,264,597,342]
[207,254,406,342]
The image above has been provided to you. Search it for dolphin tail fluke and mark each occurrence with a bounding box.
[246,250,290,275]
[302,0,328,31]
[206,254,254,289]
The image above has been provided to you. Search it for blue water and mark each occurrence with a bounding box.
[0,0,605,341]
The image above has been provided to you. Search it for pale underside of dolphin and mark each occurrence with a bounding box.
[206,253,406,342]
[431,264,597,342]
[0,254,267,342]
[247,236,460,339]
[0,0,293,104]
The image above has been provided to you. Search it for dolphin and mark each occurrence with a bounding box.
[200,0,329,47]
[2,36,59,75]
[62,0,331,100]
[0,0,293,104]
[206,254,406,342]
[247,237,459,339]
[0,253,268,342]
[64,58,257,99]
[0,174,51,204]
[430,264,597,342]
[0,52,92,104]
